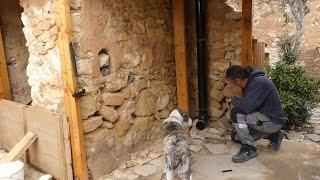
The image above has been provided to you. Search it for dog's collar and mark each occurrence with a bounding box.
[163,115,182,125]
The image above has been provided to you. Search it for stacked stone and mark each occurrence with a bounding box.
[251,0,320,77]
[70,0,176,177]
[20,0,64,112]
[186,0,242,123]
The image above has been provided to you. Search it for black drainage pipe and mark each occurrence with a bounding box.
[195,0,208,130]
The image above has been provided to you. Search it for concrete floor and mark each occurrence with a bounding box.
[1,135,320,180]
[102,137,320,180]
[191,140,320,180]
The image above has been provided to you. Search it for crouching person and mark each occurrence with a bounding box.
[226,65,285,163]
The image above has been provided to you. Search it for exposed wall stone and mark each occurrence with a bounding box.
[0,0,31,104]
[71,0,176,178]
[253,0,320,78]
[17,0,243,178]
[185,0,242,122]
[20,0,64,112]
[227,0,320,78]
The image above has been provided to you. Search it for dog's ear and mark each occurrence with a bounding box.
[178,109,189,122]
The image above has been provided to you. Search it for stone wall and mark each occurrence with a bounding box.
[253,0,320,78]
[18,0,242,178]
[0,0,31,104]
[227,0,320,78]
[70,0,176,178]
[20,0,64,112]
[185,0,242,123]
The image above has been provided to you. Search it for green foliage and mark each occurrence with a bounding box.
[267,62,320,128]
[278,36,299,64]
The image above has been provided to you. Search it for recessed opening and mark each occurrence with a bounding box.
[98,49,110,76]
[0,0,31,104]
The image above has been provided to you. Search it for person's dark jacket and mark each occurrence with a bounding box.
[231,69,285,125]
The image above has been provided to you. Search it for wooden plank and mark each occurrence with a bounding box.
[257,42,261,68]
[0,132,37,164]
[259,43,265,68]
[172,0,189,113]
[53,0,88,179]
[252,39,258,68]
[265,53,270,67]
[242,0,253,67]
[0,100,26,154]
[0,27,11,100]
[26,106,72,180]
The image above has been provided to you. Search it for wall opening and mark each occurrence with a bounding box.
[0,0,31,104]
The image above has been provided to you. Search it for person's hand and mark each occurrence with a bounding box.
[227,102,233,110]
[226,99,233,110]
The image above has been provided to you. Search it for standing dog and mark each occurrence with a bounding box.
[162,109,193,180]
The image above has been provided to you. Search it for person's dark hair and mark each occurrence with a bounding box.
[226,65,253,80]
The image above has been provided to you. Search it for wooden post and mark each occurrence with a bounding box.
[252,39,258,68]
[242,0,253,67]
[0,27,11,100]
[259,42,265,68]
[257,42,262,68]
[265,53,270,68]
[54,0,88,179]
[172,0,189,112]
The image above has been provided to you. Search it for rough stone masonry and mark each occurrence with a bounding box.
[17,0,243,178]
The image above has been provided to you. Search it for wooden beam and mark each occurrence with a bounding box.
[259,42,265,68]
[252,39,258,68]
[54,0,88,179]
[172,0,189,113]
[242,0,253,67]
[0,132,37,164]
[0,27,11,100]
[265,53,270,67]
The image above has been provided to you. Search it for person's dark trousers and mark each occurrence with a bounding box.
[229,108,284,163]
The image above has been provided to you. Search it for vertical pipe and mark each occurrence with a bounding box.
[195,0,208,130]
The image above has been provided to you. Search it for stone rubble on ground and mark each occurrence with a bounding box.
[133,164,157,177]
[284,107,320,145]
[306,134,320,142]
[100,124,230,179]
[190,145,204,153]
[204,144,229,156]
[99,141,166,180]
[98,106,320,180]
[285,130,304,141]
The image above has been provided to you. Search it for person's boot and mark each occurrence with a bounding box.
[232,144,258,163]
[267,130,285,150]
[231,131,242,144]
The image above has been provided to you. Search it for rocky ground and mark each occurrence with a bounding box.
[286,107,320,144]
[99,107,320,180]
[1,107,320,179]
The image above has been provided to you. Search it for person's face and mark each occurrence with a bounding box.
[228,79,248,88]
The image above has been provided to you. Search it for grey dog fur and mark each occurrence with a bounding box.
[162,110,192,180]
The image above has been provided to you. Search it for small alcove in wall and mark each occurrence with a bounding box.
[0,0,31,104]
